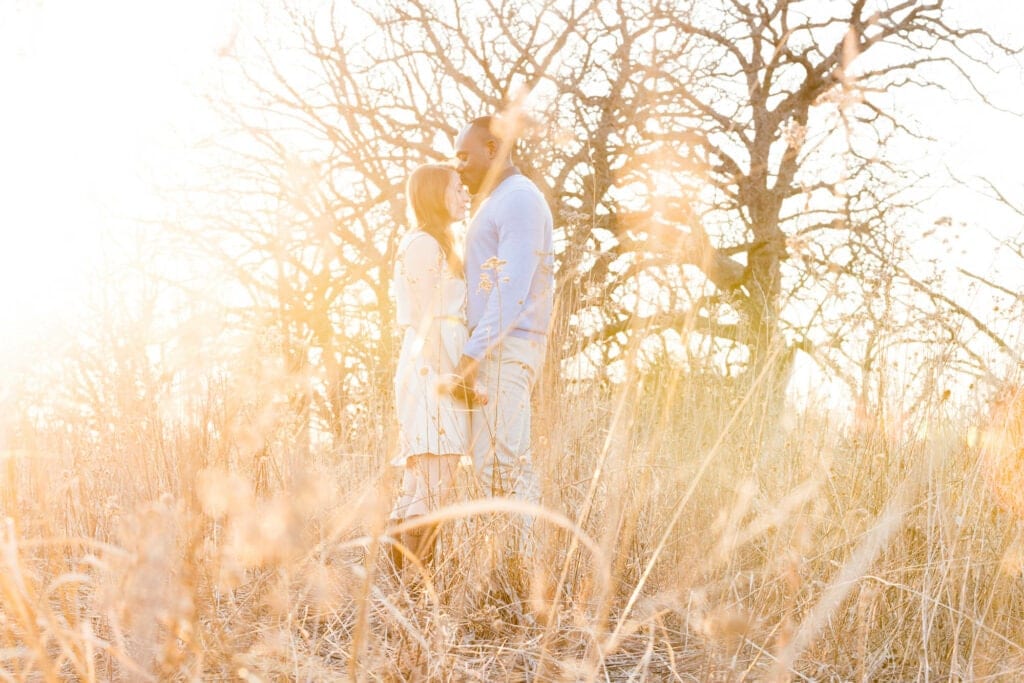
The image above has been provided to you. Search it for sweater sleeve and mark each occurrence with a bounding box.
[463,189,547,360]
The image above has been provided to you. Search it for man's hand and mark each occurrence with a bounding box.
[441,355,486,406]
[454,355,478,388]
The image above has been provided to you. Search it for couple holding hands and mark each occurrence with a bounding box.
[389,116,554,567]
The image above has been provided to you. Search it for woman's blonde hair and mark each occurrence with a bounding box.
[406,163,462,275]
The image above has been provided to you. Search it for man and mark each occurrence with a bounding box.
[451,115,554,506]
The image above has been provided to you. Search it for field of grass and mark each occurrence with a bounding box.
[1,337,1023,681]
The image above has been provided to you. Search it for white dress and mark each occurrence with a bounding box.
[392,231,469,463]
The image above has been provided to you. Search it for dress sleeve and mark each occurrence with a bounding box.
[399,233,447,373]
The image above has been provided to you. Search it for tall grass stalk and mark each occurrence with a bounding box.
[2,324,1023,680]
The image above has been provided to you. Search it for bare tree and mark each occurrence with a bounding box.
[360,0,1016,377]
[184,0,1018,441]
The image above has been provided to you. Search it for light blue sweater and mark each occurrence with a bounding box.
[463,174,554,360]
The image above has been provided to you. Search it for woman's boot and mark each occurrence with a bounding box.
[401,523,438,573]
[385,521,405,575]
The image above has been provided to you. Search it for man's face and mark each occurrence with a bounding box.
[455,125,495,195]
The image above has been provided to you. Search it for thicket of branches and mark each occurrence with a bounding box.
[184,0,1013,440]
[66,0,1020,446]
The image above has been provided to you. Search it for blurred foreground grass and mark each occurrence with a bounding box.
[1,341,1022,682]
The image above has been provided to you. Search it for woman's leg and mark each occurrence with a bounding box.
[387,465,423,571]
[401,454,459,567]
[390,454,459,571]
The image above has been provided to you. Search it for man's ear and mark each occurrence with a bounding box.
[486,138,498,159]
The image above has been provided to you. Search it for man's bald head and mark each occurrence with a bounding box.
[462,116,498,142]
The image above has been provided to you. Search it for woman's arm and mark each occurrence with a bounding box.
[400,234,448,373]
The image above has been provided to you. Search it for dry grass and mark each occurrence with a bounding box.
[1,337,1023,682]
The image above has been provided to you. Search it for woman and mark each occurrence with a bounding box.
[389,163,479,571]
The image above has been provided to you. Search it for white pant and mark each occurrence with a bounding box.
[470,336,545,504]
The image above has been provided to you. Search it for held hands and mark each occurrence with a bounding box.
[438,355,488,406]
[437,375,488,406]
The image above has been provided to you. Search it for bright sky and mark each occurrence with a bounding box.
[1,0,1021,387]
[0,0,241,355]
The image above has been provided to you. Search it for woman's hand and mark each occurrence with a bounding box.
[438,373,473,405]
[437,373,487,406]
[437,355,482,406]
